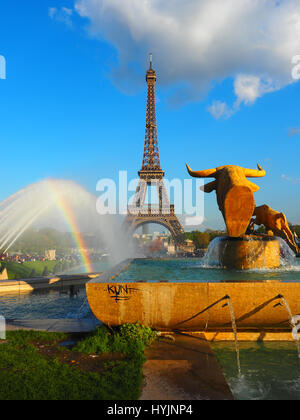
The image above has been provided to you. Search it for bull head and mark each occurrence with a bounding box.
[186,164,266,237]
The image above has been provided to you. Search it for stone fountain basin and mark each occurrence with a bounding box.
[86,260,300,335]
[217,235,281,269]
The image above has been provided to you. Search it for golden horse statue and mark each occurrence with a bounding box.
[249,204,299,254]
[186,164,265,237]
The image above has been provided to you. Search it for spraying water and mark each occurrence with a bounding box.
[202,236,298,271]
[0,179,136,266]
[201,237,224,267]
[225,295,241,375]
[277,295,300,359]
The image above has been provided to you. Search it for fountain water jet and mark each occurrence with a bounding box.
[275,295,300,359]
[224,295,241,375]
[0,179,136,266]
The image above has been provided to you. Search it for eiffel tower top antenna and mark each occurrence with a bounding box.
[139,52,164,180]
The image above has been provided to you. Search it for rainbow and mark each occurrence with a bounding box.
[47,180,93,273]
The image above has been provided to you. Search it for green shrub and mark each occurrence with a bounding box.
[74,323,157,360]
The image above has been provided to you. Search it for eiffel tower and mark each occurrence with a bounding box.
[123,54,184,242]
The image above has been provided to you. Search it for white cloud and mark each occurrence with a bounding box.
[234,75,279,106]
[74,0,300,110]
[49,6,73,26]
[289,127,300,136]
[207,100,234,120]
[281,174,300,184]
[208,75,281,118]
[185,215,205,227]
[48,7,57,19]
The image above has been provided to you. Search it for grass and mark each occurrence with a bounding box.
[2,261,59,279]
[0,324,157,400]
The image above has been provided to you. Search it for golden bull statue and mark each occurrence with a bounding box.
[249,204,299,254]
[186,164,266,237]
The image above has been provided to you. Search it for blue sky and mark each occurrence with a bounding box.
[0,0,300,230]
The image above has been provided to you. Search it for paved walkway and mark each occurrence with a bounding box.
[6,319,100,333]
[0,273,101,294]
[140,333,234,400]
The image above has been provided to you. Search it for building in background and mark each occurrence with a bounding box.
[45,250,56,261]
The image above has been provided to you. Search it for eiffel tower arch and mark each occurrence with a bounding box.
[123,54,184,243]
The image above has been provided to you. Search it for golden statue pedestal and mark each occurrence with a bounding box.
[218,235,281,270]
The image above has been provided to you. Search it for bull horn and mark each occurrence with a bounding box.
[244,164,266,178]
[186,164,217,178]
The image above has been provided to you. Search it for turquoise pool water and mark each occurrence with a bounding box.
[0,287,94,320]
[212,341,300,400]
[114,258,300,283]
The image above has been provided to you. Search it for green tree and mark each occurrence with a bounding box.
[194,232,210,249]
